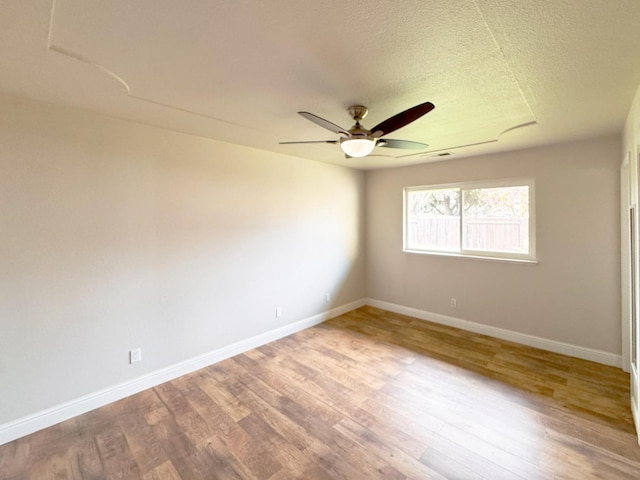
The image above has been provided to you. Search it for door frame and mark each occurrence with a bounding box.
[622,149,640,444]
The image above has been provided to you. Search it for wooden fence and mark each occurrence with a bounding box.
[408,216,528,253]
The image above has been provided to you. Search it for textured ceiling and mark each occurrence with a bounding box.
[2,0,640,169]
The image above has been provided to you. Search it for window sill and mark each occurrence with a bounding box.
[403,249,538,265]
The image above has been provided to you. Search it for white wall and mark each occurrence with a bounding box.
[0,95,365,426]
[366,136,621,354]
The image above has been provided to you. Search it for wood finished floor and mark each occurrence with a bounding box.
[1,306,639,479]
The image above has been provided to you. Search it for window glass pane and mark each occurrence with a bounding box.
[462,186,529,254]
[407,188,460,251]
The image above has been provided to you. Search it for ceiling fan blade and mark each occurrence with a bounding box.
[369,102,435,137]
[279,140,338,145]
[377,139,429,149]
[298,112,349,135]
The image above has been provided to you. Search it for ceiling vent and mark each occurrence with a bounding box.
[422,151,453,158]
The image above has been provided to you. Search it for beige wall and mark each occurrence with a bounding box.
[366,136,621,353]
[0,95,365,424]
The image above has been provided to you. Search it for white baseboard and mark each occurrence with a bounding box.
[365,298,622,368]
[0,299,365,446]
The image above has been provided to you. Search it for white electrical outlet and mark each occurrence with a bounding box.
[130,348,142,364]
[276,306,282,318]
[325,292,331,303]
[450,298,457,308]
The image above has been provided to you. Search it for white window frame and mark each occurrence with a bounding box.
[403,178,537,263]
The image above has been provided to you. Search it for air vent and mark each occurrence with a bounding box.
[422,151,454,158]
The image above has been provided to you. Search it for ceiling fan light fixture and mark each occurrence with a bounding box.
[340,137,376,157]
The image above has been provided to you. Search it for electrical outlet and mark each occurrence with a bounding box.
[130,348,142,364]
[325,292,331,303]
[276,306,282,318]
[450,298,457,308]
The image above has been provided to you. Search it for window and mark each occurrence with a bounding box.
[403,179,535,262]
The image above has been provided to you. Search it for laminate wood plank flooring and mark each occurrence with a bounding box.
[1,306,639,479]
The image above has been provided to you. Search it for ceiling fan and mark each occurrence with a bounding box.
[280,102,435,158]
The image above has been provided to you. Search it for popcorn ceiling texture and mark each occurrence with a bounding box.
[2,0,640,168]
